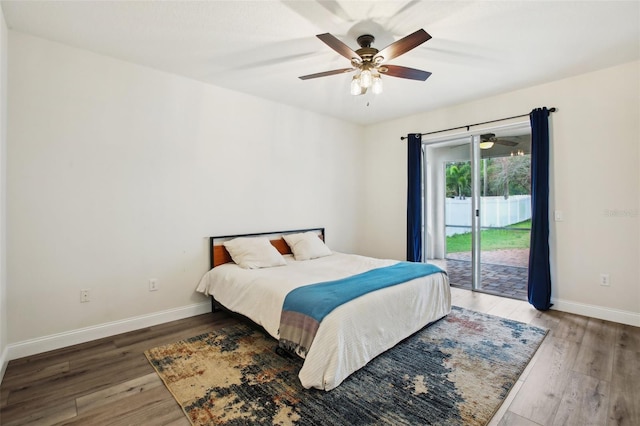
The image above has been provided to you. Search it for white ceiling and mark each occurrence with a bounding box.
[2,1,639,125]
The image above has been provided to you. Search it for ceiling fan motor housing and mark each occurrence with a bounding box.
[356,35,379,62]
[481,133,496,142]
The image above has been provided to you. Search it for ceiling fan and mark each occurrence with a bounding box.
[299,29,432,95]
[480,133,519,150]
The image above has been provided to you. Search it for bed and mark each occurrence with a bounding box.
[196,228,451,391]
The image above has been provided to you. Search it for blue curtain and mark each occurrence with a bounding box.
[407,133,422,262]
[527,108,552,310]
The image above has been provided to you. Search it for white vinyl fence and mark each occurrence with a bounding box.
[446,195,531,236]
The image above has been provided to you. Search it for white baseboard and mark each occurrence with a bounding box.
[551,297,640,327]
[5,301,211,362]
[0,345,8,385]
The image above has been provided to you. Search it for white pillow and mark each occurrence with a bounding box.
[283,232,332,261]
[223,237,287,269]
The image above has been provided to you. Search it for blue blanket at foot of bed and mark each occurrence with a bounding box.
[278,262,444,356]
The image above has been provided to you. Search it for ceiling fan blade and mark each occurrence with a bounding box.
[380,65,431,81]
[316,33,360,61]
[374,29,431,62]
[298,67,354,80]
[495,139,518,147]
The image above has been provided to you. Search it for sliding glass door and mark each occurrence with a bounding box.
[424,125,531,300]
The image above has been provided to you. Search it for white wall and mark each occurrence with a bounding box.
[361,61,640,326]
[0,5,8,380]
[6,32,364,351]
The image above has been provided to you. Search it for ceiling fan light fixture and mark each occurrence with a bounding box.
[360,69,372,88]
[371,74,383,94]
[479,141,494,150]
[350,76,362,95]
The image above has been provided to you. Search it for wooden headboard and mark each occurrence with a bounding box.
[209,228,325,269]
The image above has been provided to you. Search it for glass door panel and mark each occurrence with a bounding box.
[443,158,473,290]
[477,134,531,300]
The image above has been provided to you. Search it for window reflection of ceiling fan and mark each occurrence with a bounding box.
[299,29,432,95]
[480,133,519,149]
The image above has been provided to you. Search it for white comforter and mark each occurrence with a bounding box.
[196,252,451,390]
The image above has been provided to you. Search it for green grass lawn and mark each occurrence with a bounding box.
[447,219,531,253]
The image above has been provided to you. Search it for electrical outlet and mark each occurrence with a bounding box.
[80,289,90,302]
[149,279,159,292]
[600,273,610,287]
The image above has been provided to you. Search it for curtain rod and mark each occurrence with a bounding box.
[399,107,557,140]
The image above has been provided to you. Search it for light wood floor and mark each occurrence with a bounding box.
[1,288,638,426]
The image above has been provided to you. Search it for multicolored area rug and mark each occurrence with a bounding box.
[145,306,547,425]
